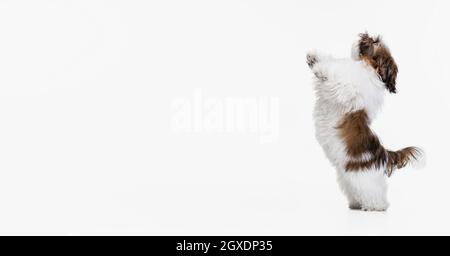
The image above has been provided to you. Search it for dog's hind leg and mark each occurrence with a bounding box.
[338,168,389,211]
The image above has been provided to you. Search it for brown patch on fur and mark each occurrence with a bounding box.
[357,33,398,93]
[337,109,420,176]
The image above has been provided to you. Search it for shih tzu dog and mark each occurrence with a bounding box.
[307,33,424,211]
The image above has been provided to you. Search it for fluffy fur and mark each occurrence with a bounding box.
[308,33,424,211]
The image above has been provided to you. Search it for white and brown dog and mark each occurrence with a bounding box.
[307,33,424,211]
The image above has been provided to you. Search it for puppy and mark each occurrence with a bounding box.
[307,33,424,211]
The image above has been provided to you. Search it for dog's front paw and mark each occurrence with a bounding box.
[306,52,318,68]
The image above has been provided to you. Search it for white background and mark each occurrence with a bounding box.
[0,0,449,235]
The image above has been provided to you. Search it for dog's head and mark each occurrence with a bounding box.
[352,33,398,93]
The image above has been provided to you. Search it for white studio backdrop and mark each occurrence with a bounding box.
[0,0,449,235]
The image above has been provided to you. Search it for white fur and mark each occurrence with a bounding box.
[348,151,374,163]
[309,50,389,211]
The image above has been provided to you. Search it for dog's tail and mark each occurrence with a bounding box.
[385,146,425,177]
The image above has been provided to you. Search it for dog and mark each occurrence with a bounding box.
[307,33,424,211]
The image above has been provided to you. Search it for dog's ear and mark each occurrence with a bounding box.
[358,33,398,93]
[358,33,375,57]
[375,52,398,93]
